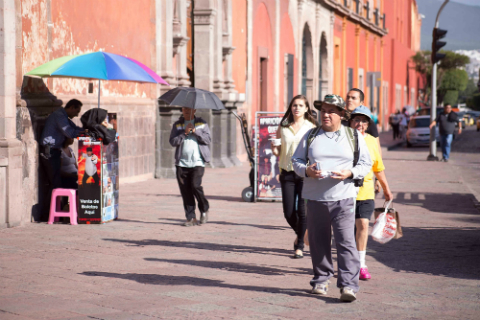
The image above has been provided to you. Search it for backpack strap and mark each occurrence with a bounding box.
[305,126,322,162]
[344,126,360,166]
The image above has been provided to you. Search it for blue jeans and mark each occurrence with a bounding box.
[440,134,453,160]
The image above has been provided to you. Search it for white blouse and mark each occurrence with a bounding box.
[61,147,78,174]
[278,120,315,172]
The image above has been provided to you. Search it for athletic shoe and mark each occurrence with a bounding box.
[293,249,303,259]
[359,267,371,280]
[183,218,199,227]
[200,212,208,224]
[340,287,356,302]
[311,283,328,295]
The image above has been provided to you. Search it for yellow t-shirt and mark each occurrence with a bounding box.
[356,134,385,201]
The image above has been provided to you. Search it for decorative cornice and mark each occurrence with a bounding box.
[193,9,216,26]
[222,45,235,57]
[320,0,387,37]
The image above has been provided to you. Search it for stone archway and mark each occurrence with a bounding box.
[318,32,328,101]
[301,24,313,103]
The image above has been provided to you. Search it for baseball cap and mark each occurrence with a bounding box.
[321,94,346,111]
[351,105,373,121]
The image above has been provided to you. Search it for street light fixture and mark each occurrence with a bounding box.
[427,0,449,161]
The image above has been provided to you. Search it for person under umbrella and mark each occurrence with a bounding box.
[163,87,221,226]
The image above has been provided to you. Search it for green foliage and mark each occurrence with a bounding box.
[411,50,471,104]
[459,78,479,103]
[439,69,469,92]
[438,51,470,70]
[443,90,459,106]
[470,93,480,111]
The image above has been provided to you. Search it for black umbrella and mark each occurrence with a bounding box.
[159,87,225,110]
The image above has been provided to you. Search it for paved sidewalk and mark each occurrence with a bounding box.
[1,133,480,319]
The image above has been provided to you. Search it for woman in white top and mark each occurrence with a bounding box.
[272,95,317,258]
[60,138,78,189]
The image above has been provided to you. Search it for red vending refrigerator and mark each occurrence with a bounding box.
[77,113,119,224]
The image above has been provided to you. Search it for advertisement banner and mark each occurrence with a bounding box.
[256,114,282,199]
[102,113,119,222]
[77,137,102,224]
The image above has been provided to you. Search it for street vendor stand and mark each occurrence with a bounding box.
[77,113,119,224]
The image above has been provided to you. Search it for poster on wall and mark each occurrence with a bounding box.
[77,137,103,224]
[255,113,283,200]
[102,113,119,222]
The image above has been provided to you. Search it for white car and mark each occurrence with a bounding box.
[406,115,440,147]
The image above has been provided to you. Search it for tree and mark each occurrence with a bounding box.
[459,78,479,103]
[438,69,469,104]
[411,50,470,105]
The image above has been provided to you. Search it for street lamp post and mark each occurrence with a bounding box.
[427,0,449,161]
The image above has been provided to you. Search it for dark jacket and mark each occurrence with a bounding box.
[169,116,211,164]
[80,108,116,145]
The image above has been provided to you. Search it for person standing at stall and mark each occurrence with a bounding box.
[41,99,84,190]
[292,94,372,302]
[349,106,393,280]
[169,107,212,226]
[272,95,317,259]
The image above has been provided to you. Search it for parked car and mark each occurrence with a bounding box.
[406,115,440,147]
[462,113,475,126]
[477,116,480,132]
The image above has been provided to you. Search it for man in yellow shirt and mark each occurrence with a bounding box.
[350,106,393,280]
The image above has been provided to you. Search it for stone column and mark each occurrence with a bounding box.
[155,0,177,95]
[155,106,182,179]
[0,0,23,228]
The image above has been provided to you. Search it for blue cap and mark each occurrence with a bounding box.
[351,105,373,120]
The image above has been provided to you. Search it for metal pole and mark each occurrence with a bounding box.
[98,79,101,108]
[427,0,449,161]
[190,0,195,88]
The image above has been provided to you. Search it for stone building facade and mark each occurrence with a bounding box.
[0,0,422,228]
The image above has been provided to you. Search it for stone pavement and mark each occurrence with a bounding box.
[1,128,480,320]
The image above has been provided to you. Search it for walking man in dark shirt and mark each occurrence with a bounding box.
[429,104,462,162]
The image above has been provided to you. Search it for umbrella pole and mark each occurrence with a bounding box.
[98,79,101,108]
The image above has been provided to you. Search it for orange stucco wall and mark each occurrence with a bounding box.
[251,2,274,120]
[22,0,156,99]
[332,0,423,127]
[280,12,297,111]
[232,0,247,95]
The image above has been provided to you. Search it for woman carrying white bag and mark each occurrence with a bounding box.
[349,106,393,281]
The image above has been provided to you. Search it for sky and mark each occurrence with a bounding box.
[449,0,480,6]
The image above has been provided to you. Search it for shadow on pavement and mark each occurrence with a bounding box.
[394,192,477,215]
[369,226,480,280]
[79,271,342,303]
[103,238,293,257]
[158,218,290,231]
[145,193,243,202]
[114,218,289,231]
[144,258,311,276]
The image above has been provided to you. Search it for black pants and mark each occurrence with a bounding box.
[392,124,400,140]
[39,148,62,221]
[82,172,100,186]
[176,166,210,220]
[279,170,306,250]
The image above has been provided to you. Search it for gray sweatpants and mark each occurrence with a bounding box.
[307,197,360,293]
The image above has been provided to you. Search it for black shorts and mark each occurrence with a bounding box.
[355,199,375,220]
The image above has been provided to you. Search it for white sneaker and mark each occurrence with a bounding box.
[340,287,356,302]
[311,283,328,295]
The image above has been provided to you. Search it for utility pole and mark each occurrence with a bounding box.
[427,0,449,161]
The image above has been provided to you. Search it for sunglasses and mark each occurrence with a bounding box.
[353,117,370,124]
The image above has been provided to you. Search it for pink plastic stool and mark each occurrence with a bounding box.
[48,188,78,225]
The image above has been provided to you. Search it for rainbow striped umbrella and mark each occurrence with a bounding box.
[26,51,169,106]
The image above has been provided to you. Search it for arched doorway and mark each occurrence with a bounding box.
[301,24,313,102]
[318,33,328,100]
